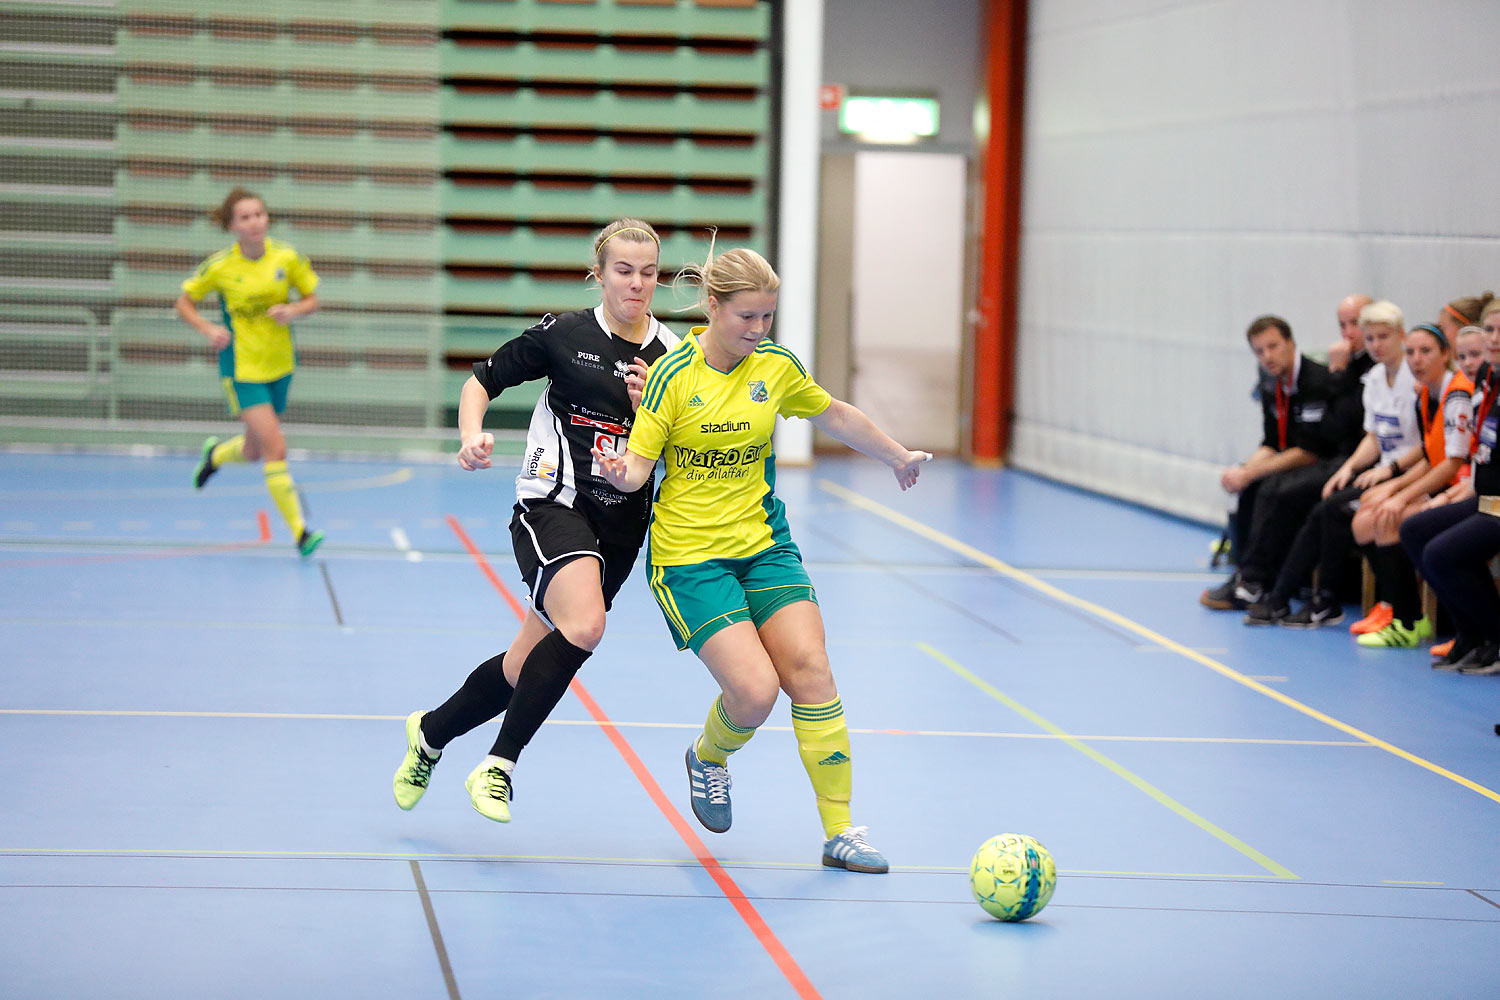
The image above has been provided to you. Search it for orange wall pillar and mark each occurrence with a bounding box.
[971,0,1027,462]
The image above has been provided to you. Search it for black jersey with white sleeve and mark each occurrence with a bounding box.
[472,306,678,538]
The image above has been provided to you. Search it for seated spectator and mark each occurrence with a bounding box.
[1325,294,1374,374]
[1454,324,1488,385]
[1245,301,1418,626]
[1350,322,1474,648]
[1430,324,1488,500]
[1201,311,1361,610]
[1440,291,1495,342]
[1401,302,1500,671]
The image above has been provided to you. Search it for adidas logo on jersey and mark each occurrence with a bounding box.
[687,395,705,407]
[817,751,849,766]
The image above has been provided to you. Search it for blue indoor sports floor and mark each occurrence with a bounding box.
[2,448,1498,999]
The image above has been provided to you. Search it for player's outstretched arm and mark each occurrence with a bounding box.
[809,398,932,491]
[456,375,495,471]
[593,442,654,493]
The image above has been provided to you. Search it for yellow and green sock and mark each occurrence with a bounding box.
[210,434,245,467]
[792,697,852,839]
[695,694,755,766]
[263,459,306,539]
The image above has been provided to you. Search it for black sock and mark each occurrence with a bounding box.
[1377,544,1421,626]
[1358,543,1383,605]
[490,630,592,763]
[421,653,513,751]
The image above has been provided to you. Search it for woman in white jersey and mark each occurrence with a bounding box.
[392,219,678,823]
[594,243,930,873]
[1350,320,1474,648]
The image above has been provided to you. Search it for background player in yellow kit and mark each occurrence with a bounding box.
[594,242,930,873]
[175,187,324,556]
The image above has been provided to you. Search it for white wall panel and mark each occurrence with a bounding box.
[1012,0,1500,523]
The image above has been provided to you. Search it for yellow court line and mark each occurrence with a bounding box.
[819,479,1500,807]
[920,642,1295,879]
[0,709,1368,746]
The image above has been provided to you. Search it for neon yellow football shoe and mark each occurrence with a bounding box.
[1356,620,1421,649]
[393,711,439,810]
[465,760,513,823]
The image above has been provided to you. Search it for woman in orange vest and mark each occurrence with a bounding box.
[1350,322,1473,647]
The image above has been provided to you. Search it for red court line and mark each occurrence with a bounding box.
[444,514,821,1000]
[0,509,275,569]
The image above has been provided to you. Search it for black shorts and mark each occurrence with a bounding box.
[509,498,641,624]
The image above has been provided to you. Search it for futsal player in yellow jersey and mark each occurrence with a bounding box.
[174,187,324,557]
[596,243,931,873]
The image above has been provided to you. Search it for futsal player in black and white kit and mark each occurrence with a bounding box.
[393,218,678,822]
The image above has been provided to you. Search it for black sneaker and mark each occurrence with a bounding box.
[1280,594,1345,629]
[1433,638,1476,671]
[1244,598,1289,626]
[1456,643,1500,676]
[1201,575,1260,610]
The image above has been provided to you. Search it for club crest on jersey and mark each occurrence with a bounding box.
[747,380,768,403]
[274,267,285,281]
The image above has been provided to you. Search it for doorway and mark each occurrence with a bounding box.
[817,150,967,453]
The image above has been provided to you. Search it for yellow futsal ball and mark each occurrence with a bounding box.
[969,833,1056,921]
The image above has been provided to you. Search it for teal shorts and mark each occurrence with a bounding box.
[648,541,817,653]
[222,373,292,416]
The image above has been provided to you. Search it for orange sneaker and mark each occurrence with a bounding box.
[1350,602,1393,635]
[1430,639,1455,659]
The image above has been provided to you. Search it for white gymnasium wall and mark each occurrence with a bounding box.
[1010,0,1500,524]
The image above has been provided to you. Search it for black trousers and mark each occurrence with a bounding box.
[1269,484,1362,602]
[1239,459,1342,586]
[1400,498,1500,641]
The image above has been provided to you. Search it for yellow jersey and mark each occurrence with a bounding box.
[628,331,831,565]
[181,238,319,383]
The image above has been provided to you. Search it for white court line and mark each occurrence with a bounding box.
[0,845,1307,880]
[390,526,423,562]
[0,709,1371,746]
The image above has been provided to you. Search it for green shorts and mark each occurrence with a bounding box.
[648,541,817,653]
[222,373,292,416]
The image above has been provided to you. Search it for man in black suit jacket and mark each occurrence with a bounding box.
[1202,314,1354,610]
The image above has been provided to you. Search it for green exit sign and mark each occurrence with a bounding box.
[838,95,940,142]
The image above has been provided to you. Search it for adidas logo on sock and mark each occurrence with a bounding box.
[817,751,850,766]
[688,394,705,407]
